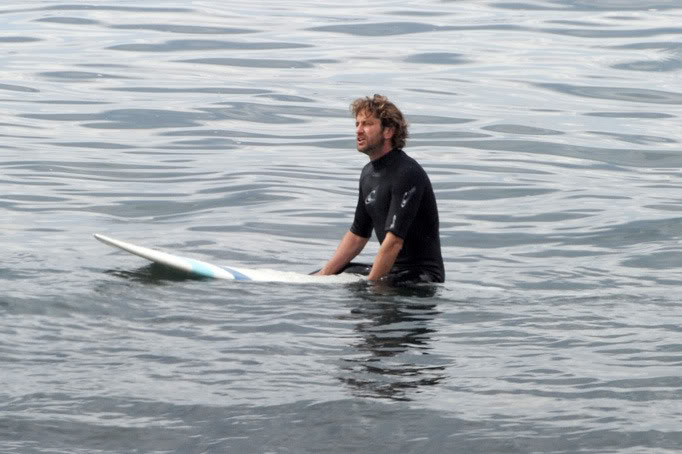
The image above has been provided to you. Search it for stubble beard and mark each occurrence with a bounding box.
[357,136,385,158]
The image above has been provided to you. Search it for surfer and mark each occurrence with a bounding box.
[317,94,445,284]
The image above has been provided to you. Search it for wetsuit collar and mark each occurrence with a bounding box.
[370,148,402,171]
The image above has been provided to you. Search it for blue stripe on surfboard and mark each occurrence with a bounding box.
[185,258,251,280]
[222,266,252,281]
[185,258,216,278]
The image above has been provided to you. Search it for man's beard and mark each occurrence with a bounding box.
[358,135,385,156]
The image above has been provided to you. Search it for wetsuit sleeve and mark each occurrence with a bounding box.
[385,167,426,239]
[350,185,373,238]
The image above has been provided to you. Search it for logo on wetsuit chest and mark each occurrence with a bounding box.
[365,188,377,205]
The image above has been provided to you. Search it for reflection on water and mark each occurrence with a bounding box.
[339,285,446,401]
[104,263,202,284]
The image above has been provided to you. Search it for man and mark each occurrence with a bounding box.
[317,94,445,284]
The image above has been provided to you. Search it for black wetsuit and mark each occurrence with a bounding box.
[349,148,445,283]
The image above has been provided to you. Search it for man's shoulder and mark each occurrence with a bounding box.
[359,160,374,177]
[396,151,428,177]
[396,149,422,165]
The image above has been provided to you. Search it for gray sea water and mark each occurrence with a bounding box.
[2,1,682,453]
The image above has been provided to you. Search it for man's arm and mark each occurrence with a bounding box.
[317,231,369,275]
[368,232,403,281]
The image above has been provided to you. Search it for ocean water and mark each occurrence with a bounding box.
[1,1,681,453]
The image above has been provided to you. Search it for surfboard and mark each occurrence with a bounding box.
[94,234,363,284]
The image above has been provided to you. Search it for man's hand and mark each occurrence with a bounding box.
[368,232,403,281]
[317,231,369,275]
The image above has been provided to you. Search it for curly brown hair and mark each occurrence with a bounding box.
[350,94,408,149]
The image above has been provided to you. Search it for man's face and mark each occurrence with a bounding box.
[355,110,386,156]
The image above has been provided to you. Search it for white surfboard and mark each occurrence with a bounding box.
[94,234,363,284]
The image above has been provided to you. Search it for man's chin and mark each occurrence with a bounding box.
[357,141,382,157]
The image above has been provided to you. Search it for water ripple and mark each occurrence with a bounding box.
[537,83,682,105]
[110,40,311,52]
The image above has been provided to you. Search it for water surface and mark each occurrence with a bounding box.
[1,1,681,453]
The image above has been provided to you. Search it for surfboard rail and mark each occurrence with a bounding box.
[93,234,364,284]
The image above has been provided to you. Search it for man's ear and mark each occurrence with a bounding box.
[383,126,395,140]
